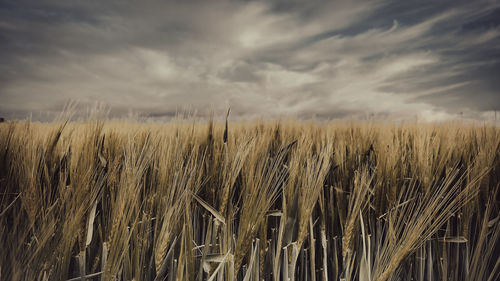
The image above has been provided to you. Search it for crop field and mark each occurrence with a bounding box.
[0,119,499,281]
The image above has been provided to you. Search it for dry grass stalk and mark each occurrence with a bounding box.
[0,119,499,281]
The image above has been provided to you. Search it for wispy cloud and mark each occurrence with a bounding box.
[0,0,499,121]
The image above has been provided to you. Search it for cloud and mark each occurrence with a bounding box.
[0,0,499,121]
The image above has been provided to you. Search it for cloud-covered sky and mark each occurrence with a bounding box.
[1,0,500,121]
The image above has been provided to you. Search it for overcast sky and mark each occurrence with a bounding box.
[1,0,500,121]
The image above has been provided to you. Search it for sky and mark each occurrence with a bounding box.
[1,0,500,121]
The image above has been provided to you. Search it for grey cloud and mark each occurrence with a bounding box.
[1,0,499,121]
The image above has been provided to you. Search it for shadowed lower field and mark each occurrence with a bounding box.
[0,120,499,281]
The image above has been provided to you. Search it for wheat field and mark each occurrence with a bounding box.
[0,118,499,281]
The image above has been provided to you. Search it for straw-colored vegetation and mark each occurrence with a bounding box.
[1,117,499,281]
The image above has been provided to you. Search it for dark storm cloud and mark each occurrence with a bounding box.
[0,0,499,121]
